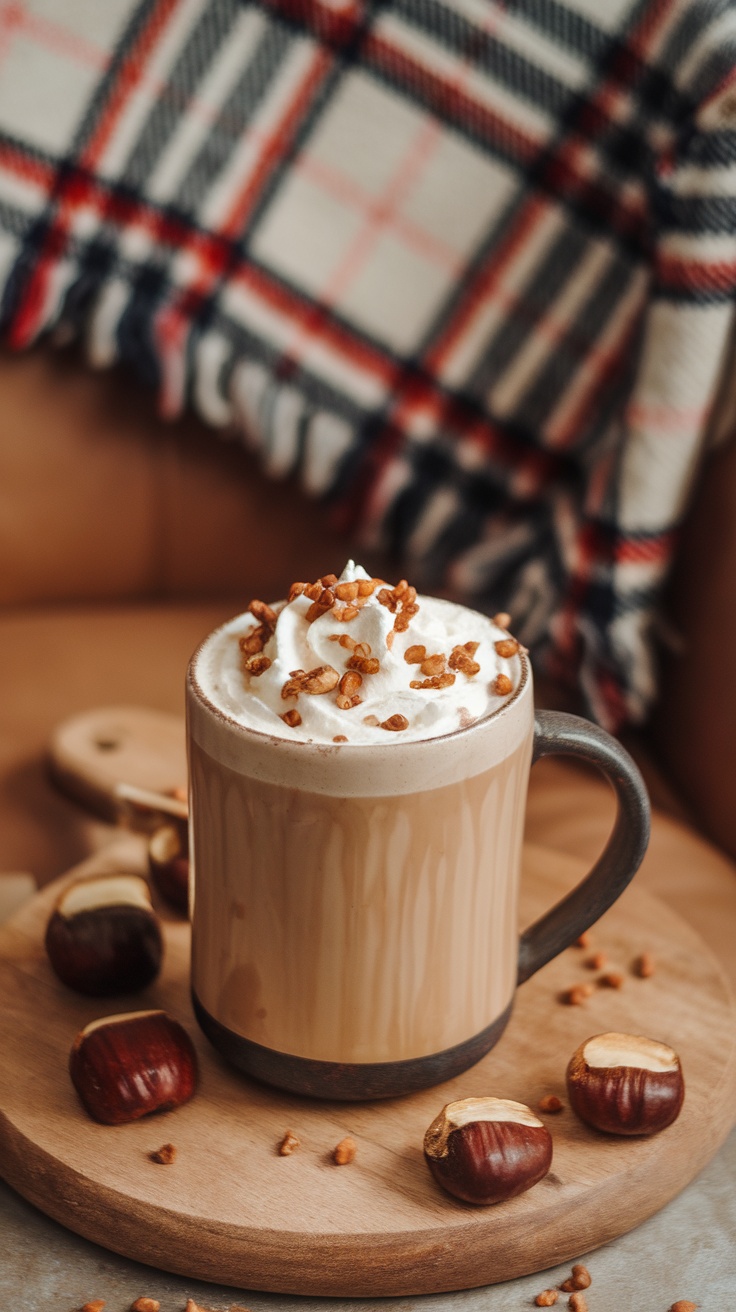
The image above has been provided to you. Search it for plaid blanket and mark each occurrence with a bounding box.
[1,0,735,728]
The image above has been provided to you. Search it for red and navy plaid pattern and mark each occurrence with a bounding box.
[1,0,735,727]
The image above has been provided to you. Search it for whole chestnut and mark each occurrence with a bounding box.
[148,822,189,914]
[45,873,163,995]
[69,1009,198,1124]
[566,1032,685,1136]
[423,1096,552,1204]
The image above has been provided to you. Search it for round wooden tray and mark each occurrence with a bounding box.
[1,840,735,1297]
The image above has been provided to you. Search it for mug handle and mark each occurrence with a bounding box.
[517,710,651,985]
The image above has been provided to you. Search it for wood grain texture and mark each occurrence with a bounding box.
[0,841,734,1296]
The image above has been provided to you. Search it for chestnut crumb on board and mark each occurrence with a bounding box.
[560,983,594,1005]
[585,951,606,970]
[634,951,656,977]
[669,1303,698,1312]
[538,1094,564,1113]
[149,1142,176,1165]
[535,1292,559,1306]
[278,1130,300,1155]
[130,1299,160,1312]
[80,1302,106,1312]
[560,1264,591,1291]
[333,1135,357,1165]
[568,1294,588,1312]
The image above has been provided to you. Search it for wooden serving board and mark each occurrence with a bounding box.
[1,840,735,1297]
[49,706,187,822]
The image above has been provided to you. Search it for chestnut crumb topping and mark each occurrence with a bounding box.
[244,654,271,677]
[492,611,511,628]
[535,1293,559,1307]
[339,670,362,697]
[248,599,277,627]
[239,629,268,656]
[377,578,420,633]
[634,951,656,978]
[420,653,446,676]
[333,735,348,743]
[305,589,335,623]
[404,645,426,664]
[538,1094,564,1113]
[493,673,513,696]
[149,1142,176,1165]
[333,1135,357,1165]
[449,642,481,675]
[240,598,278,663]
[281,709,302,728]
[380,715,409,732]
[347,654,380,675]
[278,1130,300,1155]
[336,694,362,710]
[410,672,456,690]
[282,666,340,699]
[495,638,520,658]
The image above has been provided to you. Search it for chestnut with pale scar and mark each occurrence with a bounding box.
[45,874,163,996]
[566,1032,685,1136]
[69,1010,198,1125]
[148,822,189,914]
[423,1097,552,1205]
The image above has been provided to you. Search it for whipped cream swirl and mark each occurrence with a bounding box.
[196,563,522,745]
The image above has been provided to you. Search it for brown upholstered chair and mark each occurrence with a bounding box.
[0,344,734,988]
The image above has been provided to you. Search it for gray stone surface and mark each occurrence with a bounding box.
[1,1129,734,1312]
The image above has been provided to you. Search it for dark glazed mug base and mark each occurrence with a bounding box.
[191,989,515,1101]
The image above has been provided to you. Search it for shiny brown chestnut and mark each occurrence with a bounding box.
[566,1032,685,1136]
[69,1009,198,1124]
[45,874,163,996]
[148,822,189,914]
[423,1097,553,1205]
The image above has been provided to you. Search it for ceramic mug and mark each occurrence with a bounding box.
[187,646,649,1100]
